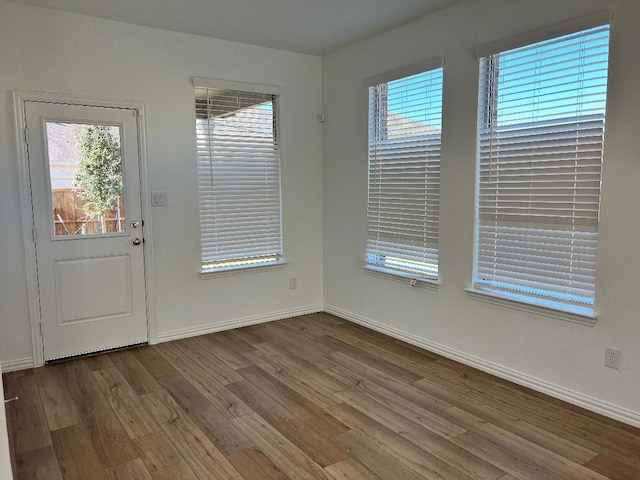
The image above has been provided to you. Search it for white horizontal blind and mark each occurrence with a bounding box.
[366,67,443,279]
[195,86,282,272]
[474,25,610,314]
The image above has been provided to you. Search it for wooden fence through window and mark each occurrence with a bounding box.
[52,189,125,236]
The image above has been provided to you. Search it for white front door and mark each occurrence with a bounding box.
[25,101,148,361]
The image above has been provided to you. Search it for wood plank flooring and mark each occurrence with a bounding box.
[3,312,640,480]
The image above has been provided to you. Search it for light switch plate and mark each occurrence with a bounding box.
[151,192,167,206]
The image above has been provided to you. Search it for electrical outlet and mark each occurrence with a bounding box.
[289,277,297,290]
[605,347,621,369]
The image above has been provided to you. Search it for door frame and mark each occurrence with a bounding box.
[13,91,158,367]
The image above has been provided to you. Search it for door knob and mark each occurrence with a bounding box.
[132,238,142,246]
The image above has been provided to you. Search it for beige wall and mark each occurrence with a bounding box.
[322,0,640,425]
[0,1,324,365]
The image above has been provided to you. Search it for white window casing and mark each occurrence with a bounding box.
[473,23,611,317]
[194,81,283,274]
[366,63,443,282]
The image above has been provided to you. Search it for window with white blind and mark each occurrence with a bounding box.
[473,23,610,317]
[366,65,443,281]
[195,82,283,273]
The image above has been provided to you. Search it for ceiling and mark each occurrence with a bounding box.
[6,0,464,55]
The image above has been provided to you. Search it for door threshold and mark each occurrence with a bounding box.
[45,342,148,364]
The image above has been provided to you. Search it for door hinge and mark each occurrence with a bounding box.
[23,126,28,145]
[32,227,37,243]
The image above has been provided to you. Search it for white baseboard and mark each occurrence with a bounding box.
[1,357,34,373]
[5,303,639,428]
[155,304,324,343]
[324,304,640,429]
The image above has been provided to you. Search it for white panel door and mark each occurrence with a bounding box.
[25,101,148,361]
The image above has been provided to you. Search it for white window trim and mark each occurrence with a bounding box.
[364,61,444,283]
[193,77,282,96]
[465,288,598,326]
[193,77,284,275]
[474,10,612,59]
[200,258,288,279]
[363,265,439,290]
[471,21,610,320]
[364,57,444,88]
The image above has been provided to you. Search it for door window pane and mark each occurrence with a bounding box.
[45,122,126,236]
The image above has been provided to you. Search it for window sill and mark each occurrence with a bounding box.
[363,265,439,290]
[200,259,287,279]
[464,288,598,326]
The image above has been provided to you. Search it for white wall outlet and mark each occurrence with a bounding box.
[605,347,621,369]
[289,277,297,290]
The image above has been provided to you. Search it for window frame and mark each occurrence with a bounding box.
[193,77,285,277]
[363,59,444,285]
[470,17,612,322]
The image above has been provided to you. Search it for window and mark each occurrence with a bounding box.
[473,24,610,316]
[195,83,283,273]
[366,65,443,281]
